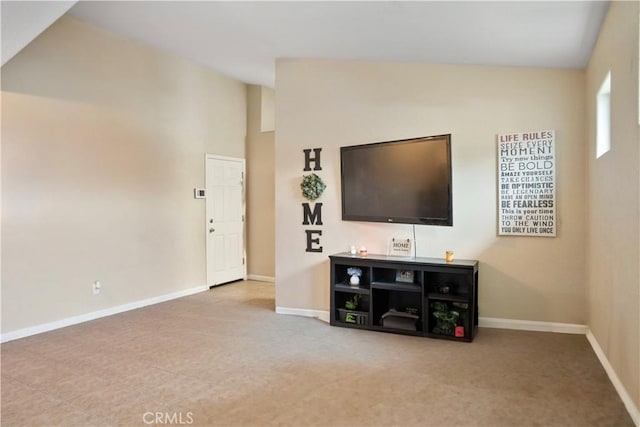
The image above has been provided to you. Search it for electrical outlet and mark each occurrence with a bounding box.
[93,281,101,295]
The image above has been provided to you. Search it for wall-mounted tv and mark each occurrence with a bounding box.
[340,134,452,226]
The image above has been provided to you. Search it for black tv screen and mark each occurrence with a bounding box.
[340,134,452,226]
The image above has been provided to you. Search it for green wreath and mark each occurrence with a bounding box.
[300,173,326,201]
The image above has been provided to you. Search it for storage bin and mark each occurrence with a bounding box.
[337,308,368,325]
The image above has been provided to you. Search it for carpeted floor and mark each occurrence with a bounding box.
[0,280,634,426]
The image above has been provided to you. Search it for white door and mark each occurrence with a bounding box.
[205,155,246,286]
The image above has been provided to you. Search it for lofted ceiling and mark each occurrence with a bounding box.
[3,1,611,88]
[1,0,77,67]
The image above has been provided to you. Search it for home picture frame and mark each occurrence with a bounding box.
[388,237,412,257]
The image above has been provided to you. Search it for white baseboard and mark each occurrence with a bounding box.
[275,307,330,323]
[586,331,639,426]
[247,274,275,283]
[0,285,209,343]
[479,316,588,334]
[274,311,588,333]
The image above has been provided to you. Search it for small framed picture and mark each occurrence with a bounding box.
[396,270,414,283]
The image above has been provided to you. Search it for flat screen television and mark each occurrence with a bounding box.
[340,134,452,226]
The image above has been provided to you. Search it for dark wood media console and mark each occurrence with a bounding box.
[329,252,479,342]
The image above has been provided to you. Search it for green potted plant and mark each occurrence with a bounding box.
[431,301,459,336]
[345,294,360,310]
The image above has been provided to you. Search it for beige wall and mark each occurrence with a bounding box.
[275,59,587,323]
[246,85,275,278]
[1,16,247,334]
[586,1,640,409]
[260,86,275,133]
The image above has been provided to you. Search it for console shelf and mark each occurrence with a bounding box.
[371,281,421,292]
[329,252,479,342]
[335,283,370,294]
[426,293,468,303]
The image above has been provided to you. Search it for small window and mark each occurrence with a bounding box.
[596,71,611,158]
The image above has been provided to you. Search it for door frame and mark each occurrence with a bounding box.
[205,153,247,287]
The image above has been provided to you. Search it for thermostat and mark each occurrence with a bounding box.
[194,188,206,199]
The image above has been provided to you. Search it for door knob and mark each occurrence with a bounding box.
[209,228,215,233]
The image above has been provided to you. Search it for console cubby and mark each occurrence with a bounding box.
[371,267,422,287]
[427,300,470,339]
[329,253,478,342]
[425,270,470,302]
[335,291,370,310]
[334,291,370,327]
[333,263,371,289]
[372,288,423,333]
